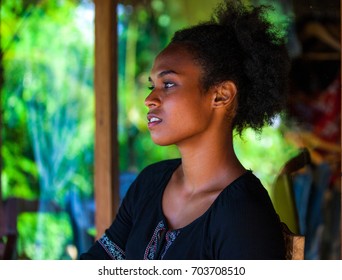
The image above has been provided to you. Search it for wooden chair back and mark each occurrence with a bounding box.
[270,148,310,260]
[282,222,305,260]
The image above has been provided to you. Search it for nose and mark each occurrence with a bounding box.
[144,90,161,108]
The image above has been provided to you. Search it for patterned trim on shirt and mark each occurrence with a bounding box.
[160,230,180,259]
[98,234,126,260]
[144,220,180,260]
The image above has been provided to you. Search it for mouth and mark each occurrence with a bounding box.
[147,114,162,128]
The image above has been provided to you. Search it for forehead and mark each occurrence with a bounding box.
[151,43,202,76]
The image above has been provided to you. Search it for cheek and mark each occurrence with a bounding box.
[185,95,212,119]
[170,97,205,122]
[173,99,212,131]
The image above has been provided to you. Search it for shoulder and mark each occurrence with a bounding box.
[214,171,275,215]
[225,171,271,202]
[209,171,281,234]
[208,172,285,259]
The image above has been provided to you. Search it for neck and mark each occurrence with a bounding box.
[175,129,246,193]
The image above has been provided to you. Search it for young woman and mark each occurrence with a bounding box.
[81,0,289,260]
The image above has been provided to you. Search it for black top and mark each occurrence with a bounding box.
[80,159,285,260]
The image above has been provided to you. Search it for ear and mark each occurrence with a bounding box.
[212,81,237,108]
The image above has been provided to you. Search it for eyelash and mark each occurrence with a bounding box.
[148,82,175,91]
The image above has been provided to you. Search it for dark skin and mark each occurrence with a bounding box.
[145,43,246,230]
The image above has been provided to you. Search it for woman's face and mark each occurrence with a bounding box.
[145,43,215,147]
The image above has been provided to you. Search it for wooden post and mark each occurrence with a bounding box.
[94,0,119,240]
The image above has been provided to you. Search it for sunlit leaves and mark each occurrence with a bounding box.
[17,212,73,260]
[1,0,94,259]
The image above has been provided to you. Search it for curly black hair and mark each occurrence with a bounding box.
[170,0,290,135]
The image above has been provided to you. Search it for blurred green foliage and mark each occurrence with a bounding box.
[16,212,73,259]
[1,0,94,203]
[1,0,94,259]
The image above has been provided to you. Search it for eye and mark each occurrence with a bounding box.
[147,77,154,90]
[164,82,175,88]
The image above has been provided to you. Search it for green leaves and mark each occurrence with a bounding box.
[1,0,94,259]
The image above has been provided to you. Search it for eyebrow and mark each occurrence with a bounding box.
[148,70,178,82]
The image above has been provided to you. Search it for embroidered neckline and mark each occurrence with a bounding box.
[144,220,180,260]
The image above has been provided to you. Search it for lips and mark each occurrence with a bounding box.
[147,114,162,128]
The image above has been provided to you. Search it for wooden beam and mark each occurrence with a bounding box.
[94,0,119,240]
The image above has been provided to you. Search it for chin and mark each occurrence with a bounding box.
[150,135,175,147]
[151,139,173,147]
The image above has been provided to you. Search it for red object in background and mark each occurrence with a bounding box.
[311,75,341,144]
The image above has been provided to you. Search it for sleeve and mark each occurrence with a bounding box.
[80,177,139,260]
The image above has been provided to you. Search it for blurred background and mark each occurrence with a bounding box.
[0,0,340,260]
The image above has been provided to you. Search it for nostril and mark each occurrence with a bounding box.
[144,98,154,108]
[147,103,157,109]
[144,93,160,108]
